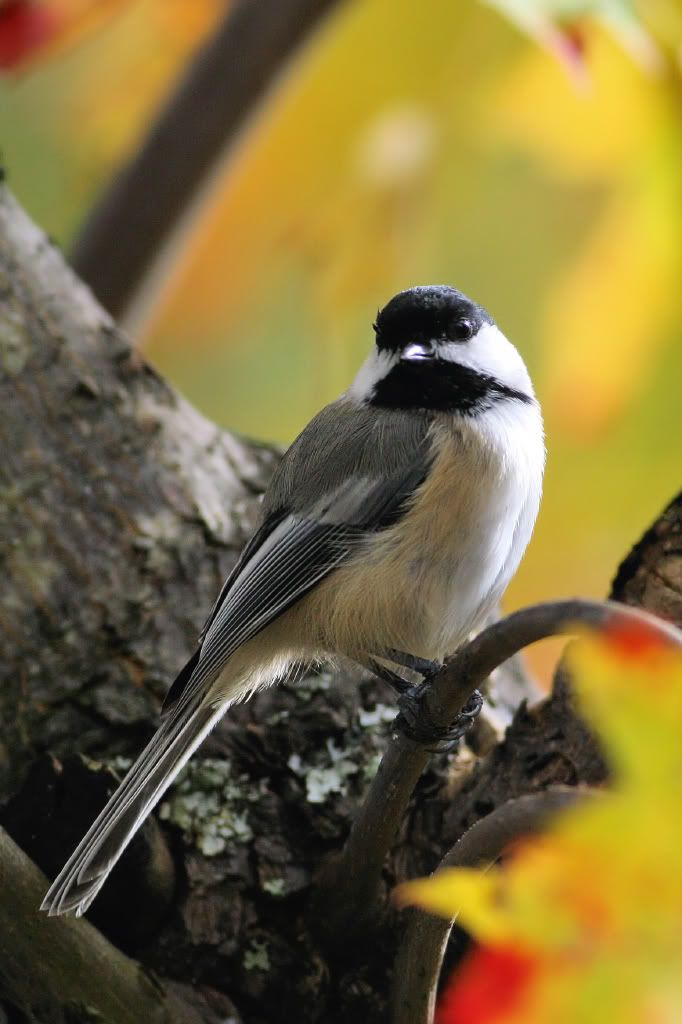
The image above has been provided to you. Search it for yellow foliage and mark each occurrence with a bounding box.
[543,184,681,435]
[490,24,664,179]
[1,0,680,681]
[490,21,682,436]
[398,630,682,1022]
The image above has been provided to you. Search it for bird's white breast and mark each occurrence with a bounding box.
[295,397,544,665]
[438,401,542,649]
[378,399,544,659]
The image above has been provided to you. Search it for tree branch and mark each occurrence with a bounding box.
[0,828,203,1024]
[390,787,587,1024]
[71,0,344,321]
[313,599,681,941]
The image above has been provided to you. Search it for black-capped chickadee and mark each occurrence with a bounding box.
[42,285,544,916]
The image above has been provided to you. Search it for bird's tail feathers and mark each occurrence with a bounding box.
[41,693,224,917]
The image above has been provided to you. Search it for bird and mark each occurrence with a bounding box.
[42,284,544,917]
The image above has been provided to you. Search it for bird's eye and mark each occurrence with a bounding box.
[452,319,474,341]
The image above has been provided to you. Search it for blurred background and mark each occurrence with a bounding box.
[1,0,680,680]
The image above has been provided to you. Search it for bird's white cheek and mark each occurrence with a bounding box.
[473,325,534,393]
[438,325,534,396]
[347,349,396,402]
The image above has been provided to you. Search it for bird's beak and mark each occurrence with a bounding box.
[401,342,434,362]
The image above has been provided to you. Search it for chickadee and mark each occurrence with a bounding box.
[42,284,544,916]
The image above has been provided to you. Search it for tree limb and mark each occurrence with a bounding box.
[0,828,203,1024]
[0,182,276,797]
[390,787,587,1024]
[313,599,681,941]
[71,0,345,321]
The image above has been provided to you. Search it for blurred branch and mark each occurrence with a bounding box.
[390,787,587,1024]
[312,599,681,942]
[71,0,344,322]
[0,828,203,1024]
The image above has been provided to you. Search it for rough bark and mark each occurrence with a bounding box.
[0,183,279,794]
[1,183,680,1023]
[610,490,682,621]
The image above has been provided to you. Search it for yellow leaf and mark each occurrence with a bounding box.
[542,178,681,436]
[396,870,517,938]
[489,21,665,179]
[400,632,682,1021]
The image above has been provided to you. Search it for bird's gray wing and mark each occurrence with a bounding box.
[197,511,288,644]
[163,400,432,715]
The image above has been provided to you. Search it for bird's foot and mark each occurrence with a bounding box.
[395,684,483,752]
[367,658,415,695]
[386,649,442,679]
[368,651,442,697]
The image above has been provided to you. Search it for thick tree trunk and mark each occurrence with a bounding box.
[1,184,680,1023]
[0,184,277,795]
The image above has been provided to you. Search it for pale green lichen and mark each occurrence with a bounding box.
[262,877,286,897]
[243,940,270,972]
[285,697,399,803]
[2,525,59,610]
[362,752,383,782]
[358,703,396,728]
[0,308,30,375]
[160,758,263,855]
[265,709,290,726]
[289,669,332,703]
[288,738,359,804]
[86,754,133,775]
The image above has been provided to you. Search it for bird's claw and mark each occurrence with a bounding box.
[368,651,443,695]
[395,685,483,752]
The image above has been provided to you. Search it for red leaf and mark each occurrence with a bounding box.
[604,614,674,664]
[0,1,59,70]
[437,944,538,1024]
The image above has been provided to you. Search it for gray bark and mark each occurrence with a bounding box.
[0,183,277,797]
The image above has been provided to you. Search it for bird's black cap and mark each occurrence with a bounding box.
[373,285,493,352]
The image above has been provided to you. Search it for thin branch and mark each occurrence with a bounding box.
[0,828,203,1024]
[312,599,680,941]
[474,604,543,738]
[71,0,344,321]
[390,787,588,1024]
